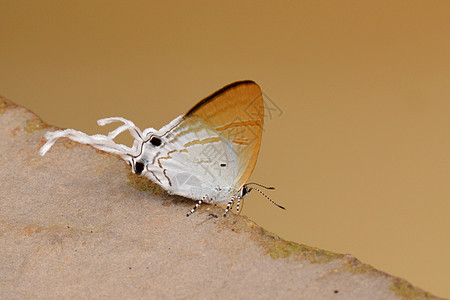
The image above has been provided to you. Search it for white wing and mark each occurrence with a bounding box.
[40,81,264,205]
[135,80,264,204]
[138,115,239,203]
[184,81,264,191]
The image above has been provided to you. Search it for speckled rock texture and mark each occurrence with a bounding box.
[0,96,441,299]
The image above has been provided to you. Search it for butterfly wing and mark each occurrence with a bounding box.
[39,81,265,205]
[144,115,238,202]
[184,80,264,190]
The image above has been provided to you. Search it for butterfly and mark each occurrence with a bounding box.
[40,80,285,216]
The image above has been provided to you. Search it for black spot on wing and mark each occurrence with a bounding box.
[150,136,162,146]
[135,162,145,175]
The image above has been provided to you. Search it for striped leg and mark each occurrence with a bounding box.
[186,199,203,217]
[236,197,242,215]
[223,196,236,217]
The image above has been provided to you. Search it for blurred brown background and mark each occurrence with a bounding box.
[1,1,449,297]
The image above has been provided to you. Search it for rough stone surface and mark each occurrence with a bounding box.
[0,96,442,299]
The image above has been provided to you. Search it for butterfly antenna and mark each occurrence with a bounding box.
[246,183,275,190]
[250,187,286,210]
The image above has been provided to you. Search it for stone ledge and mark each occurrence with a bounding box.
[0,96,441,299]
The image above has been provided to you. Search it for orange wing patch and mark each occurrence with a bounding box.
[184,81,264,189]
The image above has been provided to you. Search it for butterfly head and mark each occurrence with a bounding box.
[239,185,252,198]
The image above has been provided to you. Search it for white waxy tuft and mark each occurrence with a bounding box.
[39,117,146,158]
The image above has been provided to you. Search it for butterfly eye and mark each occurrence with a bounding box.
[241,186,250,197]
[150,136,162,147]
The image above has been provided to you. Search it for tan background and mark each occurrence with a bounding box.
[1,1,448,297]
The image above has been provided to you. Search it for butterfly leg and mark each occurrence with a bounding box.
[223,196,236,217]
[236,197,242,215]
[186,199,203,217]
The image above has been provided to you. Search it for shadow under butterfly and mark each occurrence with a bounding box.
[40,80,285,216]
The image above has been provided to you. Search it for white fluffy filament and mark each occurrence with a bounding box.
[39,117,145,158]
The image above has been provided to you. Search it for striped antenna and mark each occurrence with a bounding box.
[248,186,286,210]
[247,183,275,190]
